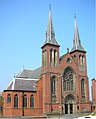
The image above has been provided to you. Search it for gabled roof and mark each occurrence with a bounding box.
[5,67,42,91]
[70,16,85,53]
[17,69,33,78]
[6,78,37,91]
[17,67,42,79]
[59,54,67,62]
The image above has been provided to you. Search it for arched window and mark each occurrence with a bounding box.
[54,50,58,67]
[45,50,47,67]
[23,94,27,107]
[7,94,11,103]
[72,55,76,62]
[50,49,52,66]
[66,58,71,63]
[51,76,56,93]
[82,56,85,67]
[30,95,34,108]
[63,67,74,91]
[81,79,85,94]
[81,78,86,102]
[54,50,56,66]
[55,51,58,66]
[80,55,82,66]
[14,94,18,108]
[51,76,57,103]
[42,51,44,67]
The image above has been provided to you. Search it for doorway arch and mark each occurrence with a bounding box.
[64,94,75,114]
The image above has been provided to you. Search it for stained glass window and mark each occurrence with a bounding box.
[63,68,73,91]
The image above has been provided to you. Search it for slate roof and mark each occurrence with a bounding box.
[70,16,85,53]
[5,67,42,91]
[17,67,42,79]
[42,6,59,47]
[6,78,37,91]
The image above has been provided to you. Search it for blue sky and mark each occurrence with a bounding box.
[0,0,95,99]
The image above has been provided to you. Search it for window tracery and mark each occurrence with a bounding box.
[63,68,74,91]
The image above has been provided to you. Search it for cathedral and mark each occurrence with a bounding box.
[2,7,91,116]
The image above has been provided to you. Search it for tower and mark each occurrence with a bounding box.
[41,6,60,114]
[70,15,90,111]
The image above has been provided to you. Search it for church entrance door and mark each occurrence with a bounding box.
[64,103,73,114]
[64,94,75,114]
[65,104,68,114]
[70,103,73,114]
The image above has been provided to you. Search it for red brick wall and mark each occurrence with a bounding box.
[2,90,43,116]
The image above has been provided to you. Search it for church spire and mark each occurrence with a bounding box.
[42,5,59,47]
[70,15,85,53]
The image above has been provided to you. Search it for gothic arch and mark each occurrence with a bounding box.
[50,49,53,66]
[64,94,76,114]
[50,49,58,67]
[64,66,75,74]
[42,49,47,67]
[63,66,76,91]
[51,75,57,103]
[30,95,34,108]
[14,94,18,108]
[7,94,11,103]
[64,94,76,103]
[81,78,86,102]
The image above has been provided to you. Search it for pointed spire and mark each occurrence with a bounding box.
[71,15,85,53]
[42,5,59,47]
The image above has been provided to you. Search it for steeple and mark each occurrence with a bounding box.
[70,15,85,53]
[42,5,59,47]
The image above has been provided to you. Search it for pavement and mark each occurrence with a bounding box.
[0,114,96,119]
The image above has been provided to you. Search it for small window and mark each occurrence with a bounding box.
[7,94,11,103]
[23,94,27,107]
[50,49,52,66]
[66,58,71,63]
[51,76,56,93]
[14,94,18,108]
[30,95,34,108]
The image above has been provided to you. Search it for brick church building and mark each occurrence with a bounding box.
[2,7,91,116]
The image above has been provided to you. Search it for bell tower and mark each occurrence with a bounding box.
[70,15,87,71]
[41,6,60,72]
[70,15,90,110]
[41,6,60,114]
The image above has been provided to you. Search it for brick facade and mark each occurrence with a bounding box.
[2,8,91,117]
